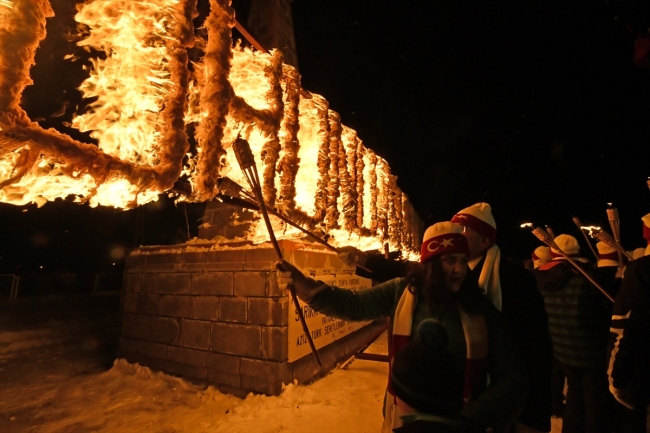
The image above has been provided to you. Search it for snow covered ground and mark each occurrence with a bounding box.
[0,294,562,433]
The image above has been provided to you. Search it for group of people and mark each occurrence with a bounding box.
[275,202,650,433]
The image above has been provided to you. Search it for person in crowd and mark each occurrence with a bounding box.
[277,222,528,433]
[338,203,553,433]
[532,245,567,420]
[608,223,650,432]
[631,247,646,260]
[534,234,613,433]
[532,246,552,270]
[391,319,486,433]
[594,241,624,298]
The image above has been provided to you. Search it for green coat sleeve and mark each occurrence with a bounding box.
[459,303,530,431]
[308,277,406,322]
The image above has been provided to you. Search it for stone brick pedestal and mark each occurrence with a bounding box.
[119,239,384,397]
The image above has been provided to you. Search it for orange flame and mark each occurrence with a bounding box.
[0,0,423,255]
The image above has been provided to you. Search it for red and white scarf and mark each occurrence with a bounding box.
[381,287,489,432]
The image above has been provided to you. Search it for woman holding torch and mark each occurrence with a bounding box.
[276,222,528,433]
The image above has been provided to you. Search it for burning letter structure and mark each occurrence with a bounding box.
[0,0,423,254]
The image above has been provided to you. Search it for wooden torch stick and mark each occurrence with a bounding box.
[532,227,614,303]
[232,138,322,367]
[607,208,625,266]
[572,217,599,261]
[587,227,634,261]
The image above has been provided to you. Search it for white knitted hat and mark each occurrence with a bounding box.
[532,246,552,269]
[450,203,497,243]
[596,241,620,268]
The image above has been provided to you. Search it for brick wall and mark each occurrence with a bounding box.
[119,239,383,396]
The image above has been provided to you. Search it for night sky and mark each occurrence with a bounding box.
[1,0,650,275]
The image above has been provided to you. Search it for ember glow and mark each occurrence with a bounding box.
[0,0,423,255]
[580,226,602,238]
[520,222,533,228]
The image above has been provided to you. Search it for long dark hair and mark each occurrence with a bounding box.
[405,256,484,314]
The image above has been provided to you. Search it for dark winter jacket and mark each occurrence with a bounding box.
[608,255,650,409]
[309,277,528,432]
[593,266,622,299]
[471,258,553,432]
[534,261,611,368]
[355,254,552,432]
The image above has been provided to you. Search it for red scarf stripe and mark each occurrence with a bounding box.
[451,213,496,243]
[598,251,619,261]
[420,233,468,263]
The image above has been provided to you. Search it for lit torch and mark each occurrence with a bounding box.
[606,206,625,268]
[582,225,633,261]
[571,216,599,261]
[531,226,614,302]
[232,137,321,367]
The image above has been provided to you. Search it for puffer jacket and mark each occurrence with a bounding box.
[534,261,611,367]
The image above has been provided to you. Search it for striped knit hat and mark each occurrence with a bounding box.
[550,234,584,261]
[420,222,469,264]
[451,203,497,243]
[596,241,620,268]
[532,246,552,269]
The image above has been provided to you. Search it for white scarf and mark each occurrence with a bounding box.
[469,244,502,311]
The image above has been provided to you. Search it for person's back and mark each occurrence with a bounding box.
[536,261,610,367]
[533,234,613,433]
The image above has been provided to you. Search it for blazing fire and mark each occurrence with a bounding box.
[0,0,423,255]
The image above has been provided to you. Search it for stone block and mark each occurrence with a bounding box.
[219,297,247,323]
[234,272,266,296]
[122,313,151,340]
[168,346,203,367]
[203,262,244,271]
[149,317,180,345]
[120,336,140,354]
[205,250,246,264]
[123,292,138,313]
[242,260,275,271]
[176,252,206,265]
[174,252,207,273]
[158,273,191,295]
[248,297,288,326]
[138,340,169,359]
[291,352,320,384]
[167,360,204,381]
[124,273,157,293]
[193,296,219,320]
[290,250,328,270]
[211,323,260,358]
[179,319,211,350]
[204,369,241,388]
[192,272,234,296]
[204,352,241,375]
[158,295,193,317]
[240,359,292,395]
[204,352,242,388]
[266,272,285,297]
[135,292,160,315]
[145,253,178,264]
[244,248,276,263]
[261,326,288,361]
[125,254,146,271]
